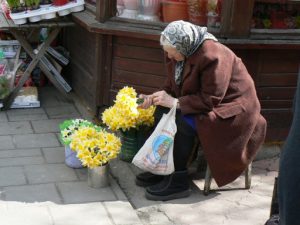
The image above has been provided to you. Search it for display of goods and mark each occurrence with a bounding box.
[52,0,69,6]
[9,0,84,25]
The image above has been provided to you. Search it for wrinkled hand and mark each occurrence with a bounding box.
[152,90,176,108]
[138,94,154,109]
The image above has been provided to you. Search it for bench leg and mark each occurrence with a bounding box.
[204,165,212,196]
[245,162,252,189]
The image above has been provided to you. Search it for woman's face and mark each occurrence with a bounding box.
[163,45,185,62]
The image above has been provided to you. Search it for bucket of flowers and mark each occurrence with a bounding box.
[59,118,101,168]
[102,86,156,162]
[70,126,121,188]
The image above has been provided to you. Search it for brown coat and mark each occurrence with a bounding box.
[163,40,267,187]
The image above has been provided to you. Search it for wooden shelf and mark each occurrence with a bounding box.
[255,0,300,3]
[255,0,287,3]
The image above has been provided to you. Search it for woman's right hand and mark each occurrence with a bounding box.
[138,94,153,109]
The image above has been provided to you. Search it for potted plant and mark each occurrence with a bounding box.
[59,118,101,168]
[70,127,121,188]
[102,86,156,162]
[25,0,40,10]
[6,0,26,13]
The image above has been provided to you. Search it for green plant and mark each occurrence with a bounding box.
[0,76,10,99]
[24,0,32,8]
[33,0,40,7]
[6,0,19,9]
[59,119,102,145]
[70,127,121,168]
[263,18,272,29]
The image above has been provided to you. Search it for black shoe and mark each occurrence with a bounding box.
[145,170,191,201]
[135,172,164,187]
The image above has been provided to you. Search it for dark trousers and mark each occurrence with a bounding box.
[278,72,300,225]
[154,106,196,171]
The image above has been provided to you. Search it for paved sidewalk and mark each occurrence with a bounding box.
[111,153,279,225]
[0,86,280,225]
[0,87,142,225]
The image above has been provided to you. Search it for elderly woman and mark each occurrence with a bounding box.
[137,20,267,201]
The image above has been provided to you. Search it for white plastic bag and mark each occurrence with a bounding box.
[132,101,177,175]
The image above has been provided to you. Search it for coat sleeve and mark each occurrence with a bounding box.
[161,57,176,96]
[179,44,235,115]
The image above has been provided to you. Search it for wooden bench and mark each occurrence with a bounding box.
[190,142,252,195]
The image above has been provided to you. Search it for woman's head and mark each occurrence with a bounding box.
[161,20,218,85]
[160,35,185,61]
[160,20,216,59]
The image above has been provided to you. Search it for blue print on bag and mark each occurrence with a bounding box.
[152,135,173,162]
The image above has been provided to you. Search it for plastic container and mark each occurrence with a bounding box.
[65,145,83,168]
[162,0,189,23]
[53,0,69,6]
[9,0,84,25]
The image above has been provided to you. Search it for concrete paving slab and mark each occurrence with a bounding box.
[103,201,142,225]
[14,133,60,148]
[0,111,8,122]
[0,149,41,158]
[74,167,87,181]
[3,183,62,203]
[39,87,74,108]
[0,156,45,166]
[0,201,53,225]
[25,164,78,184]
[42,147,65,163]
[109,175,128,201]
[49,202,114,225]
[57,181,117,204]
[7,108,48,121]
[0,136,15,149]
[0,121,33,135]
[0,167,26,187]
[31,119,66,133]
[45,105,81,119]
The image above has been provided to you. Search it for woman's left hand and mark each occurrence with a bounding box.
[152,90,177,108]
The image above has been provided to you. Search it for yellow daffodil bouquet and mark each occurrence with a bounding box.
[70,127,121,168]
[59,119,101,146]
[101,86,156,131]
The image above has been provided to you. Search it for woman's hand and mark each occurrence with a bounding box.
[138,94,153,109]
[152,90,176,108]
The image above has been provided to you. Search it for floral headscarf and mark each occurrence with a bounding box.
[161,20,218,85]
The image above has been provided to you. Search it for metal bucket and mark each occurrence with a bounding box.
[88,164,109,188]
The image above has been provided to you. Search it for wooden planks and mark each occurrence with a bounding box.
[109,36,166,104]
[0,13,9,29]
[63,26,100,112]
